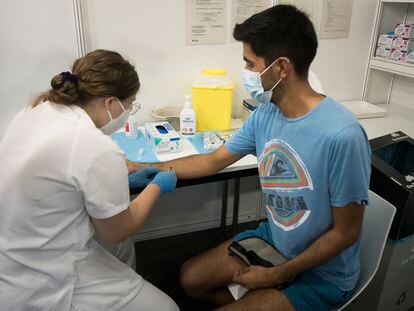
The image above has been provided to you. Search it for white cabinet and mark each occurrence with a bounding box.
[363,0,414,106]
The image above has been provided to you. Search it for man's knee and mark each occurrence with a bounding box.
[179,258,205,297]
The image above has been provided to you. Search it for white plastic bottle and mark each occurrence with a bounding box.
[180,95,196,138]
[125,115,138,139]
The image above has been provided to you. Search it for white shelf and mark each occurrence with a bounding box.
[341,100,387,119]
[382,0,414,3]
[359,103,414,140]
[370,57,414,78]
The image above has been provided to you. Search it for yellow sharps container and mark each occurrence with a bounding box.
[191,69,234,131]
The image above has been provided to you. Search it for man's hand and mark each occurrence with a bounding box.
[126,159,140,174]
[232,265,290,290]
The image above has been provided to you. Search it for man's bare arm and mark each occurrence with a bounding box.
[128,145,243,179]
[273,202,365,283]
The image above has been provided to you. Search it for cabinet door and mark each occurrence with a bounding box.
[0,0,78,137]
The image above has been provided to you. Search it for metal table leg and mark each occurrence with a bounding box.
[232,178,240,235]
[221,180,229,238]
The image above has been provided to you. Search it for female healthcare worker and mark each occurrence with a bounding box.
[0,49,178,311]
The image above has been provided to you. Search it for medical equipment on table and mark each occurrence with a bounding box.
[125,115,138,139]
[137,148,145,161]
[145,121,182,155]
[203,132,223,151]
[151,106,181,131]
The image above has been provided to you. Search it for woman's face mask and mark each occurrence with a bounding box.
[100,99,130,135]
[242,57,290,104]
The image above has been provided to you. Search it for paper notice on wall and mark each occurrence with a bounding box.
[278,0,315,22]
[320,0,353,39]
[186,0,227,45]
[230,0,273,36]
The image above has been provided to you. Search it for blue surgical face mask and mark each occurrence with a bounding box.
[242,57,290,104]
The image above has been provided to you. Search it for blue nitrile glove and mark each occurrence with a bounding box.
[150,171,177,194]
[128,167,160,189]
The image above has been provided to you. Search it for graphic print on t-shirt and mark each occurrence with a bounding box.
[258,139,313,231]
[258,139,313,191]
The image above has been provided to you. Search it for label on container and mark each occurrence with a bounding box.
[392,37,414,51]
[378,34,394,48]
[376,46,391,58]
[180,117,196,137]
[390,48,407,62]
[125,119,138,138]
[394,24,414,39]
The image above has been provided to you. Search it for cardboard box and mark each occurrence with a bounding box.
[391,36,414,51]
[394,23,414,39]
[377,34,394,48]
[376,46,391,58]
[145,121,182,154]
[370,131,414,240]
[390,48,407,62]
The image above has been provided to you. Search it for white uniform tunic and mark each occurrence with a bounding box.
[0,102,142,310]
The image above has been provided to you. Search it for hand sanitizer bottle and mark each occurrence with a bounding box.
[180,95,196,138]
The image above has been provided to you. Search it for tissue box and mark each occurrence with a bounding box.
[376,46,391,58]
[394,24,414,39]
[145,121,182,154]
[390,48,407,62]
[378,34,394,48]
[391,37,414,51]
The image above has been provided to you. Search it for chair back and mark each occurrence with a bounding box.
[338,190,396,310]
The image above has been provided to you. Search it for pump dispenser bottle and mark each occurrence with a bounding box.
[180,95,196,138]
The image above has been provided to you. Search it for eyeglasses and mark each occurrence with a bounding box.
[128,102,141,115]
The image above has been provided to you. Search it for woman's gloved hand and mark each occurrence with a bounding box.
[150,171,177,194]
[128,167,160,189]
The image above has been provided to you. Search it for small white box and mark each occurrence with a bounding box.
[145,121,182,154]
[390,48,408,62]
[377,34,394,48]
[376,46,391,58]
[391,37,414,51]
[394,24,414,39]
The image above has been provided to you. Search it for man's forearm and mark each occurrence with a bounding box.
[134,153,222,179]
[128,145,242,180]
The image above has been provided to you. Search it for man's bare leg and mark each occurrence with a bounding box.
[179,239,246,305]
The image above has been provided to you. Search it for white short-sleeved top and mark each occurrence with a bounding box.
[0,101,142,310]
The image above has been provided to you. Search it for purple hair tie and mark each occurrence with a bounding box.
[60,71,78,83]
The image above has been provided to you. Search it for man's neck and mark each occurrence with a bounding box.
[273,76,325,119]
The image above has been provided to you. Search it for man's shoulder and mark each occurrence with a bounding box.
[318,97,362,137]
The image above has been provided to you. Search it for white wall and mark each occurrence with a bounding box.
[0,0,78,137]
[311,0,378,101]
[84,0,247,122]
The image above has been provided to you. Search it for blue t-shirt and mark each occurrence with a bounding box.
[225,96,371,291]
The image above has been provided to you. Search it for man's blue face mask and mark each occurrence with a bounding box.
[242,57,290,104]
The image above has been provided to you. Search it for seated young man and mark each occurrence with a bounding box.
[130,4,371,310]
